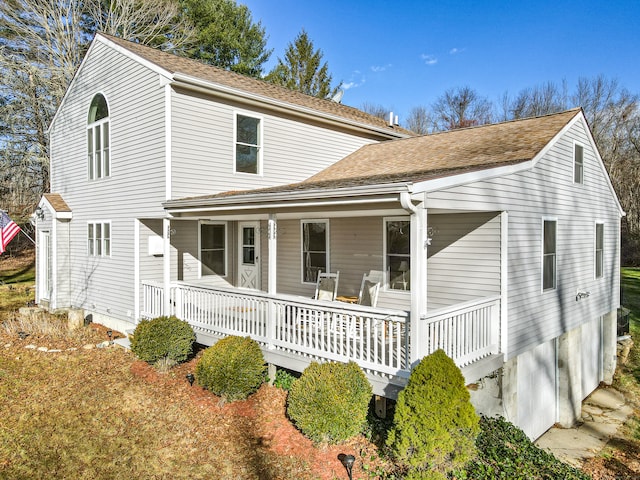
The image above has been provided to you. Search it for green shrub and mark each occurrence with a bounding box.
[464,416,590,479]
[287,361,371,444]
[130,316,195,368]
[195,336,265,402]
[272,368,297,391]
[386,349,479,478]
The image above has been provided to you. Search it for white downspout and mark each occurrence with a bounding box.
[400,191,428,365]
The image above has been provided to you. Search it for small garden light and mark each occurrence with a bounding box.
[18,331,29,340]
[186,373,195,386]
[106,330,113,339]
[338,453,355,480]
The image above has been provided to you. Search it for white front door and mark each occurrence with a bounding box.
[238,222,260,290]
[39,231,52,300]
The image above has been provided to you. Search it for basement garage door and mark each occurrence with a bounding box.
[517,339,557,440]
[581,316,603,399]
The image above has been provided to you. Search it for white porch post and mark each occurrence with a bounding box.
[163,217,171,316]
[134,218,140,321]
[403,193,428,366]
[267,214,278,348]
[500,211,509,356]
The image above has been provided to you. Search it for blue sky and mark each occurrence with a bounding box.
[242,0,640,123]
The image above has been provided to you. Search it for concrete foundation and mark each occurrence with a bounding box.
[557,327,582,427]
[602,311,617,385]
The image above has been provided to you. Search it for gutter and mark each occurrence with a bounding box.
[171,73,410,141]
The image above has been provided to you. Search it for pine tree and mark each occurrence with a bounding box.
[266,29,340,99]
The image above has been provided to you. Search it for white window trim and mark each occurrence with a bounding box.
[383,216,411,293]
[573,141,584,185]
[198,221,228,278]
[87,92,111,181]
[300,219,330,284]
[233,110,263,176]
[87,221,111,257]
[541,217,557,292]
[595,221,604,280]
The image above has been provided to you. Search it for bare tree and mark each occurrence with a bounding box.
[405,105,433,135]
[359,102,391,121]
[431,86,493,131]
[507,81,568,119]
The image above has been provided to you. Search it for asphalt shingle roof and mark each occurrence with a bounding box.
[100,33,408,136]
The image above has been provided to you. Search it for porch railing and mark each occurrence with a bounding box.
[423,295,500,367]
[141,281,410,377]
[141,281,500,377]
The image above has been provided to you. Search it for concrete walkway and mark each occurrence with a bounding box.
[535,388,635,467]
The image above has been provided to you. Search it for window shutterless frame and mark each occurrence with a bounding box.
[541,217,557,291]
[595,222,604,279]
[300,219,329,284]
[573,141,584,185]
[383,216,411,292]
[199,221,227,278]
[87,221,111,257]
[87,93,111,180]
[233,111,263,175]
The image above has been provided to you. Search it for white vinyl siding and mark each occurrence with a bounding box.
[301,220,329,283]
[425,118,621,357]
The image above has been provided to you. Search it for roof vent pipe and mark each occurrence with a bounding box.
[394,115,399,126]
[388,111,394,127]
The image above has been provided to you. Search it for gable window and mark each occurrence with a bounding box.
[200,222,226,276]
[302,220,328,283]
[87,93,110,180]
[87,221,111,257]
[542,219,557,291]
[235,113,261,174]
[595,223,604,279]
[385,218,410,291]
[574,143,584,184]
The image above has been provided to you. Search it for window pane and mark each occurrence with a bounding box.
[302,222,327,282]
[543,221,556,254]
[88,224,94,255]
[243,227,255,246]
[236,145,258,173]
[202,250,225,275]
[388,256,410,290]
[596,224,604,249]
[88,94,109,122]
[305,223,326,251]
[243,246,255,265]
[387,221,410,254]
[237,115,259,145]
[95,223,102,255]
[103,223,110,256]
[103,123,110,177]
[543,254,555,289]
[574,144,584,184]
[596,251,603,278]
[201,224,225,249]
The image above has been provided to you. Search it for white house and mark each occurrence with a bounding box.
[37,33,624,439]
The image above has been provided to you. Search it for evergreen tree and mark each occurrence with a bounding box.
[180,0,271,77]
[266,29,340,98]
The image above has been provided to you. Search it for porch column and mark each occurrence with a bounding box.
[267,214,278,348]
[163,217,171,316]
[500,211,509,356]
[404,193,428,365]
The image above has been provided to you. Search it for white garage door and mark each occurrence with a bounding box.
[517,339,557,440]
[581,317,603,398]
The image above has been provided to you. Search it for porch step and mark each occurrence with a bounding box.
[113,337,131,350]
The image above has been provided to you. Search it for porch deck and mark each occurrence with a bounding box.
[141,281,501,396]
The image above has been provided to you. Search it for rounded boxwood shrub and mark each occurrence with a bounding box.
[195,335,265,402]
[386,349,480,478]
[287,361,371,444]
[130,316,196,367]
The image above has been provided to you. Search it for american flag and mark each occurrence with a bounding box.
[0,211,20,254]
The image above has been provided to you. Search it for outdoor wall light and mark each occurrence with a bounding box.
[337,453,355,480]
[186,373,195,386]
[35,206,44,220]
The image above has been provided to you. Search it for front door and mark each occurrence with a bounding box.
[238,222,260,290]
[39,231,52,301]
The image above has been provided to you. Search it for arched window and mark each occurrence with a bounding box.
[87,94,110,179]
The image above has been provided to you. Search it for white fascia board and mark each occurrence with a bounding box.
[164,182,410,211]
[171,73,409,140]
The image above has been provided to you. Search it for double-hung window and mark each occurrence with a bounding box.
[574,143,584,184]
[87,221,111,257]
[200,222,226,276]
[235,113,261,174]
[385,218,410,291]
[542,219,557,291]
[87,93,110,180]
[301,220,328,283]
[595,223,604,279]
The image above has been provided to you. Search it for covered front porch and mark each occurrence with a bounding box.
[136,186,507,396]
